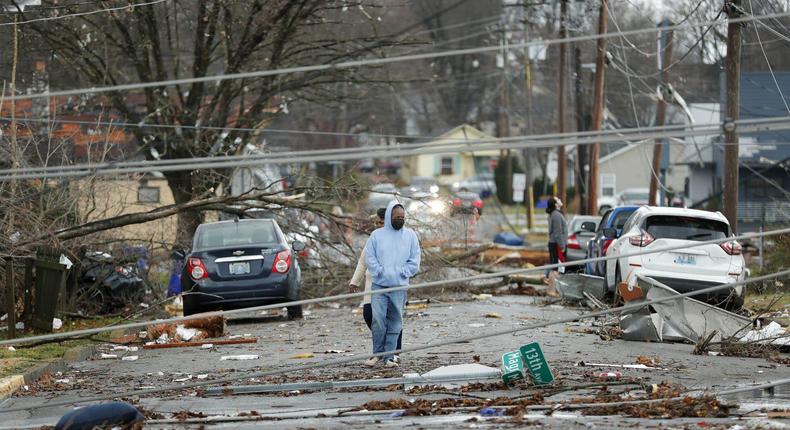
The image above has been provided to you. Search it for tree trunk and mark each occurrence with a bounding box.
[166,170,203,247]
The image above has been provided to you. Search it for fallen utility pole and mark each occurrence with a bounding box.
[557,0,569,205]
[142,338,257,350]
[724,0,743,232]
[648,19,674,206]
[587,0,609,215]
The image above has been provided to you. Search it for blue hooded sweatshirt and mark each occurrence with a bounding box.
[365,200,421,287]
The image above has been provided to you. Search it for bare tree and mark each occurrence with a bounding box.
[5,1,410,245]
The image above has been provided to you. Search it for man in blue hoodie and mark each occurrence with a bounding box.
[364,200,421,368]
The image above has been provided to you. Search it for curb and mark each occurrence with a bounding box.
[0,329,125,400]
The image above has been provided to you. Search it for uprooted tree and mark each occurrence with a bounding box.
[11,0,408,245]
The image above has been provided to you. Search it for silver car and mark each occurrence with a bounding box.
[566,215,601,265]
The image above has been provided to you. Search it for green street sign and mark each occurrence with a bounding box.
[501,351,525,384]
[519,342,554,386]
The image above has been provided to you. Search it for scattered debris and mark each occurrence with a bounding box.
[472,294,492,301]
[143,338,257,350]
[290,353,315,359]
[323,350,349,354]
[582,396,731,418]
[121,355,139,361]
[555,274,606,304]
[509,285,547,296]
[467,323,485,328]
[635,355,662,367]
[485,312,502,319]
[100,353,118,359]
[110,334,139,345]
[740,321,790,347]
[220,355,259,361]
[146,316,226,344]
[52,318,63,330]
[593,372,622,381]
[7,346,15,352]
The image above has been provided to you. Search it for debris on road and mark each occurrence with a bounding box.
[142,337,257,350]
[555,274,606,305]
[582,395,731,418]
[220,354,259,361]
[485,312,502,319]
[121,355,139,361]
[146,316,226,343]
[289,353,315,359]
[100,353,118,359]
[740,321,790,347]
[618,276,752,344]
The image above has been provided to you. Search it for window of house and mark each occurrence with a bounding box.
[601,174,616,197]
[440,157,454,175]
[138,186,160,203]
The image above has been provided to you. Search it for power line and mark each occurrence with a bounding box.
[1,264,787,413]
[0,0,169,26]
[4,117,790,181]
[748,0,790,114]
[3,11,790,102]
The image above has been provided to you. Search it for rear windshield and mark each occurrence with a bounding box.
[645,216,728,241]
[612,210,635,229]
[195,222,279,249]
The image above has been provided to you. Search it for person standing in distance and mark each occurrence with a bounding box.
[364,201,420,368]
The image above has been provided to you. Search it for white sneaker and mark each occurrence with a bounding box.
[384,359,399,368]
[392,355,400,364]
[363,357,380,367]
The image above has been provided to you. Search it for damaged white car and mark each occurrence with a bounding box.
[603,206,747,310]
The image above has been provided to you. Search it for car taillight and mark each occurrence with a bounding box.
[472,200,483,208]
[273,250,291,273]
[567,233,581,250]
[187,257,208,280]
[720,240,742,255]
[629,229,655,247]
[452,198,461,206]
[601,239,613,255]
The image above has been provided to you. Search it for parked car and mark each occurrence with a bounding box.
[365,183,398,214]
[597,195,618,215]
[566,215,601,269]
[585,205,640,276]
[617,188,656,206]
[450,191,484,215]
[180,219,306,317]
[451,173,496,198]
[603,206,746,310]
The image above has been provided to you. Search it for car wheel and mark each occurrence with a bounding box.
[287,305,303,320]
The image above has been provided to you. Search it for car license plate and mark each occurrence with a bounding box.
[674,254,696,265]
[229,261,250,275]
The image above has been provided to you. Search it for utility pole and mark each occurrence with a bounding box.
[574,47,588,214]
[723,0,743,233]
[648,19,674,207]
[498,33,512,204]
[556,0,568,206]
[587,0,608,216]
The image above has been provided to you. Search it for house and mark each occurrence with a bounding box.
[399,124,500,186]
[73,173,179,245]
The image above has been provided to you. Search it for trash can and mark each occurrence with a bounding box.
[32,247,68,333]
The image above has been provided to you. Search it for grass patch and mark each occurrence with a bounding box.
[0,316,121,379]
[0,339,95,379]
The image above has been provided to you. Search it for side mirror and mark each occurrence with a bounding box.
[602,227,617,239]
[170,249,187,260]
[580,221,597,233]
[292,240,306,252]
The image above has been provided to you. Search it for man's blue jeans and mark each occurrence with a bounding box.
[371,284,406,361]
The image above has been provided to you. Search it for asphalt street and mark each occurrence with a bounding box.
[1,293,788,429]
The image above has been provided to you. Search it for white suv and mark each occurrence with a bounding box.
[603,206,746,310]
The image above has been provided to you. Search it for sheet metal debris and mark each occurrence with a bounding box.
[618,275,752,344]
[555,274,606,305]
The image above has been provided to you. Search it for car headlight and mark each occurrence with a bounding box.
[452,182,460,189]
[429,185,439,193]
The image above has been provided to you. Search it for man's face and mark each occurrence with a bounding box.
[376,217,385,228]
[391,206,405,226]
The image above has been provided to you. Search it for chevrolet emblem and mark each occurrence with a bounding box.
[232,250,245,256]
